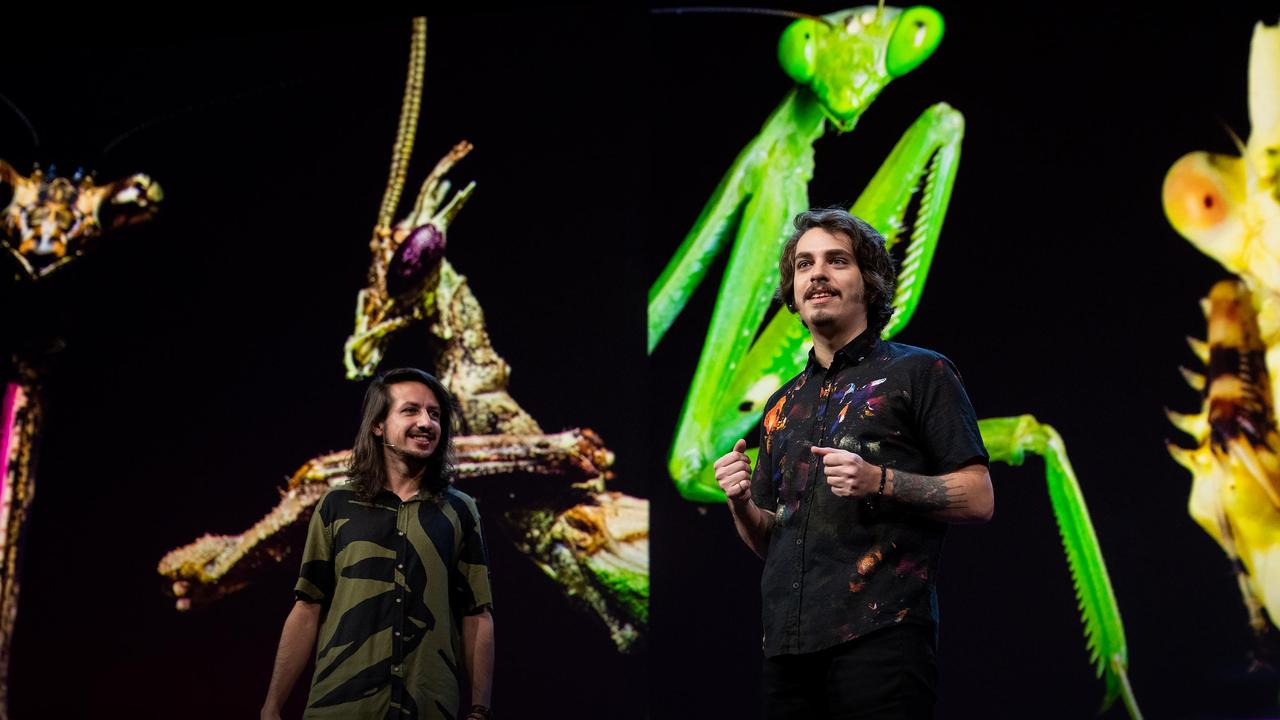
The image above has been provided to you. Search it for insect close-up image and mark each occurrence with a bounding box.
[647,2,1280,719]
[0,13,644,720]
[6,5,1280,720]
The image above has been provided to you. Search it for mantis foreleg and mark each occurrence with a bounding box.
[981,415,1142,719]
[669,103,964,501]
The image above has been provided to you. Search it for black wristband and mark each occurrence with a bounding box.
[867,464,887,510]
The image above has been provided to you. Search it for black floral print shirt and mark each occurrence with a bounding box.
[750,329,987,657]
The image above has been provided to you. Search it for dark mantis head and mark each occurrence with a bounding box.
[344,141,476,380]
[0,159,163,279]
[777,5,944,131]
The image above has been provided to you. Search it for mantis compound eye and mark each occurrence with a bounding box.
[778,18,820,84]
[885,6,943,78]
[387,223,446,297]
[1163,151,1247,266]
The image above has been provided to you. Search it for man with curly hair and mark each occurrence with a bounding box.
[714,208,993,718]
[261,368,495,720]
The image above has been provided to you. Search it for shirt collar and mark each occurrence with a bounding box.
[806,327,880,372]
[376,485,432,504]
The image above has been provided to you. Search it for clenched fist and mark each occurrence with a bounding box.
[714,439,754,504]
[812,446,881,498]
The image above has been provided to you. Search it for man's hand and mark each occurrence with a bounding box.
[714,439,753,503]
[261,600,321,720]
[812,446,880,498]
[716,439,773,559]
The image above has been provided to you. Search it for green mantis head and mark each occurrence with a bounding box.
[778,5,944,131]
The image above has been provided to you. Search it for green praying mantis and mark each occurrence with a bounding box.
[649,5,1141,716]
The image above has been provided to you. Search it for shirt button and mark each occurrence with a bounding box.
[397,563,404,569]
[792,582,800,589]
[395,597,402,603]
[397,530,405,536]
[394,630,401,637]
[391,665,400,673]
[795,538,802,545]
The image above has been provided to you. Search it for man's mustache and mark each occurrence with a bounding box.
[805,282,838,299]
[804,283,863,302]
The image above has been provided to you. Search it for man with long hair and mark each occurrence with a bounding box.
[714,208,993,718]
[261,368,495,720]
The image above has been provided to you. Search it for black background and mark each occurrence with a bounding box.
[2,14,646,720]
[648,2,1280,719]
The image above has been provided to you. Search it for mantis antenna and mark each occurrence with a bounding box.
[0,92,39,158]
[651,7,835,27]
[1219,118,1247,155]
[377,16,427,233]
[98,80,297,163]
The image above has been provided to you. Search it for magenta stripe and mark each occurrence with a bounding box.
[0,383,17,501]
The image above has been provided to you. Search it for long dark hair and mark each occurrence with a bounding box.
[348,367,457,498]
[776,207,897,334]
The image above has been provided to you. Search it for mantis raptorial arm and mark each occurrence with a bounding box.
[980,416,1142,719]
[158,429,617,609]
[648,89,827,354]
[853,103,963,339]
[669,103,965,501]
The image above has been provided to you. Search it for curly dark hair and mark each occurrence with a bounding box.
[775,208,897,334]
[348,367,457,499]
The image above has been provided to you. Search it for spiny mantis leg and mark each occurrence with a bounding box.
[854,102,964,340]
[981,415,1142,720]
[158,429,617,609]
[668,103,964,501]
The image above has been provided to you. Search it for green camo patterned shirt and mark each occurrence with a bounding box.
[295,483,493,719]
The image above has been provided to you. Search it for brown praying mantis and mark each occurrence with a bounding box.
[0,158,161,718]
[157,18,648,652]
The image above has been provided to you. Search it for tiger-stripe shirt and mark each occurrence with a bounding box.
[294,483,493,720]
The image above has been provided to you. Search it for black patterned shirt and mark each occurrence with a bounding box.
[750,329,987,657]
[294,483,493,719]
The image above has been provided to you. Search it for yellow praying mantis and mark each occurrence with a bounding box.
[1164,20,1280,658]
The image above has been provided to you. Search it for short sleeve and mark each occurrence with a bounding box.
[750,391,780,511]
[293,491,336,606]
[453,496,494,615]
[913,355,989,473]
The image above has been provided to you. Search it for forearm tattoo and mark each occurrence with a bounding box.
[889,469,968,512]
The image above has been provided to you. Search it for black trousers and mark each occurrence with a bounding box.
[762,623,938,720]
